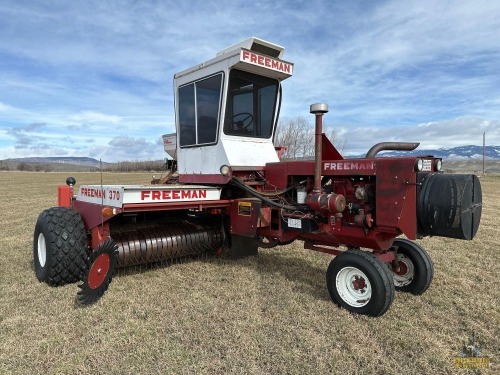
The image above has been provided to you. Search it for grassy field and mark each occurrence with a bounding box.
[1,172,498,374]
[445,159,500,174]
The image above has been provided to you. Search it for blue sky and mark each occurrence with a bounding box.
[1,0,499,161]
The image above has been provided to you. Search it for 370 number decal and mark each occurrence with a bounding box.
[108,190,121,200]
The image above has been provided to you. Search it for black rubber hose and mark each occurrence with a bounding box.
[256,183,298,197]
[230,177,307,212]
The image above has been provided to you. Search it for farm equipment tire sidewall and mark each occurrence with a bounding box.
[391,239,434,295]
[326,249,395,317]
[33,207,88,286]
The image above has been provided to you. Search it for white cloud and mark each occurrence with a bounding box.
[332,117,500,155]
[88,135,164,161]
[69,111,122,124]
[0,0,499,161]
[0,102,13,112]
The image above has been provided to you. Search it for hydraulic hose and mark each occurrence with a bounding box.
[256,183,298,197]
[230,176,307,212]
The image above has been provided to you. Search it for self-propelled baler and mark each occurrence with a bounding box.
[33,37,482,316]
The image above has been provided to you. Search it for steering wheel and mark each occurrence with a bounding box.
[232,112,254,129]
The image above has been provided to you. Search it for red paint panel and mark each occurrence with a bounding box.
[73,200,111,232]
[375,158,417,239]
[73,199,232,232]
[284,161,315,176]
[263,162,289,189]
[122,200,231,213]
[229,199,261,237]
[321,133,343,160]
[264,160,315,189]
[91,223,110,250]
[57,185,72,208]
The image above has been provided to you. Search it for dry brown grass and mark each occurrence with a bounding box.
[445,159,500,174]
[1,172,498,374]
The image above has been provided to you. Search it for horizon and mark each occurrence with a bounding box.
[1,1,500,162]
[3,144,500,164]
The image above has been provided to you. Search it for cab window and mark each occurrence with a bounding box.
[223,69,279,138]
[178,73,223,147]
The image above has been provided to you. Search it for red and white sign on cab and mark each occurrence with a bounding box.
[240,49,293,76]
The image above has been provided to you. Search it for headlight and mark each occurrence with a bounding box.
[415,158,424,171]
[220,165,232,176]
[435,159,443,172]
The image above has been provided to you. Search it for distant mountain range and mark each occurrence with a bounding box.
[3,157,107,168]
[2,145,500,167]
[350,145,500,160]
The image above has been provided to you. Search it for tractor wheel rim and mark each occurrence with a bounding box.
[392,254,415,287]
[88,253,111,289]
[336,267,372,307]
[37,233,47,267]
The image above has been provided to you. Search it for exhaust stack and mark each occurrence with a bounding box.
[310,103,329,193]
[305,103,346,214]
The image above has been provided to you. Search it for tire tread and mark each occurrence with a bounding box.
[392,238,434,295]
[326,249,395,317]
[34,207,88,286]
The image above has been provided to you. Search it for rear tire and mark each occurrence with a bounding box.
[326,249,395,317]
[389,238,434,294]
[33,207,88,286]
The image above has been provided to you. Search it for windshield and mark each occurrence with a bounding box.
[223,69,279,138]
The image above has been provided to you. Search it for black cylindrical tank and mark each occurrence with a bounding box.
[417,173,482,240]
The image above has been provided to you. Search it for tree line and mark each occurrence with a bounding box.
[1,117,344,172]
[105,160,166,172]
[0,160,166,172]
[273,116,345,159]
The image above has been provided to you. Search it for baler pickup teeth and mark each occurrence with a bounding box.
[76,239,118,306]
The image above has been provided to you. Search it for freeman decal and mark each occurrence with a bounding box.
[140,189,207,200]
[77,185,220,207]
[240,50,293,75]
[323,161,375,171]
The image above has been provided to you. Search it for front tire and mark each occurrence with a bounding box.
[33,207,88,286]
[389,238,434,294]
[326,249,395,317]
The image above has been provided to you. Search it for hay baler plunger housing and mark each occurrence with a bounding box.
[33,37,482,316]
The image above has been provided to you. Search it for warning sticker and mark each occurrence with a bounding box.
[422,159,432,172]
[238,202,252,216]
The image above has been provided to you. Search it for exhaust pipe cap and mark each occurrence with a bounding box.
[310,103,329,114]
